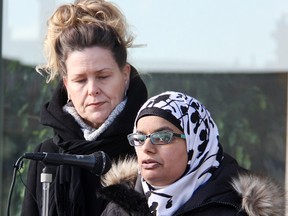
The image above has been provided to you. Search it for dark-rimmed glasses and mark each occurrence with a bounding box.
[127,130,186,146]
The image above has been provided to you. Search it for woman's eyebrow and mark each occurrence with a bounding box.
[136,126,174,134]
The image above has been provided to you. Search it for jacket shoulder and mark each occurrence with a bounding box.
[32,138,59,152]
[232,172,286,216]
[98,157,152,216]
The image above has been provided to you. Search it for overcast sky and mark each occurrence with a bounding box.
[3,0,288,72]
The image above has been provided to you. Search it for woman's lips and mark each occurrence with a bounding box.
[87,102,105,108]
[141,159,160,169]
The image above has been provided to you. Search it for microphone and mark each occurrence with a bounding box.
[23,151,111,175]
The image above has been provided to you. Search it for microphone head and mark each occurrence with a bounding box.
[92,151,112,175]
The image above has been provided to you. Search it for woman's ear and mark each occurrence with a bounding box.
[123,64,131,97]
[123,63,131,83]
[63,77,71,103]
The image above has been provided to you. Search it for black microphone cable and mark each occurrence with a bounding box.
[6,151,112,215]
[6,155,24,216]
[6,155,40,216]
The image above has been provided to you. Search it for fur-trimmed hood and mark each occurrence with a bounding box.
[232,173,286,216]
[98,157,286,216]
[98,157,151,216]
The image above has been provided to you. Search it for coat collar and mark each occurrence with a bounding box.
[99,155,286,215]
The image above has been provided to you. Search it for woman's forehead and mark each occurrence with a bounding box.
[137,116,182,133]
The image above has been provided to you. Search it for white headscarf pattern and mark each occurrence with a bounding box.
[135,91,223,216]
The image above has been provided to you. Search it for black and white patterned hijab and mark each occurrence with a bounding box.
[135,91,223,216]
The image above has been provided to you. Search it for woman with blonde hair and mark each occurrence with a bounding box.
[21,0,147,215]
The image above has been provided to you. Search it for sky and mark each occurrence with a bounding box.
[3,0,288,72]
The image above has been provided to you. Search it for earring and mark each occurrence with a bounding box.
[67,94,71,104]
[124,80,129,96]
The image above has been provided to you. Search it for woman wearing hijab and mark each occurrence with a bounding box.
[97,91,285,216]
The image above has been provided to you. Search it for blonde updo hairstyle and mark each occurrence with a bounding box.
[37,0,134,83]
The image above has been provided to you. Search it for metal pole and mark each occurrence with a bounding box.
[286,73,288,216]
[41,167,52,216]
[0,0,4,215]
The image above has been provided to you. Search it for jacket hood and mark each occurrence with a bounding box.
[98,157,152,215]
[232,173,286,216]
[100,157,286,216]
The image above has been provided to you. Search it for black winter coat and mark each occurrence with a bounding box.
[21,67,148,216]
[97,154,286,216]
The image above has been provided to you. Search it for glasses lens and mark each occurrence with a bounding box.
[128,134,146,146]
[151,131,173,144]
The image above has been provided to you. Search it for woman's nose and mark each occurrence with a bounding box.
[142,138,156,153]
[87,79,100,96]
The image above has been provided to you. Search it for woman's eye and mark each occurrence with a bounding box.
[160,136,168,142]
[158,133,172,143]
[134,136,145,144]
[97,75,109,80]
[71,77,86,83]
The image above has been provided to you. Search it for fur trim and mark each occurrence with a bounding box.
[101,156,138,188]
[232,173,286,216]
[98,157,151,215]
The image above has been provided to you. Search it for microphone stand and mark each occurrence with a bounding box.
[41,166,52,216]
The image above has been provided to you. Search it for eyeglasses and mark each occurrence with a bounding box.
[127,130,186,146]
